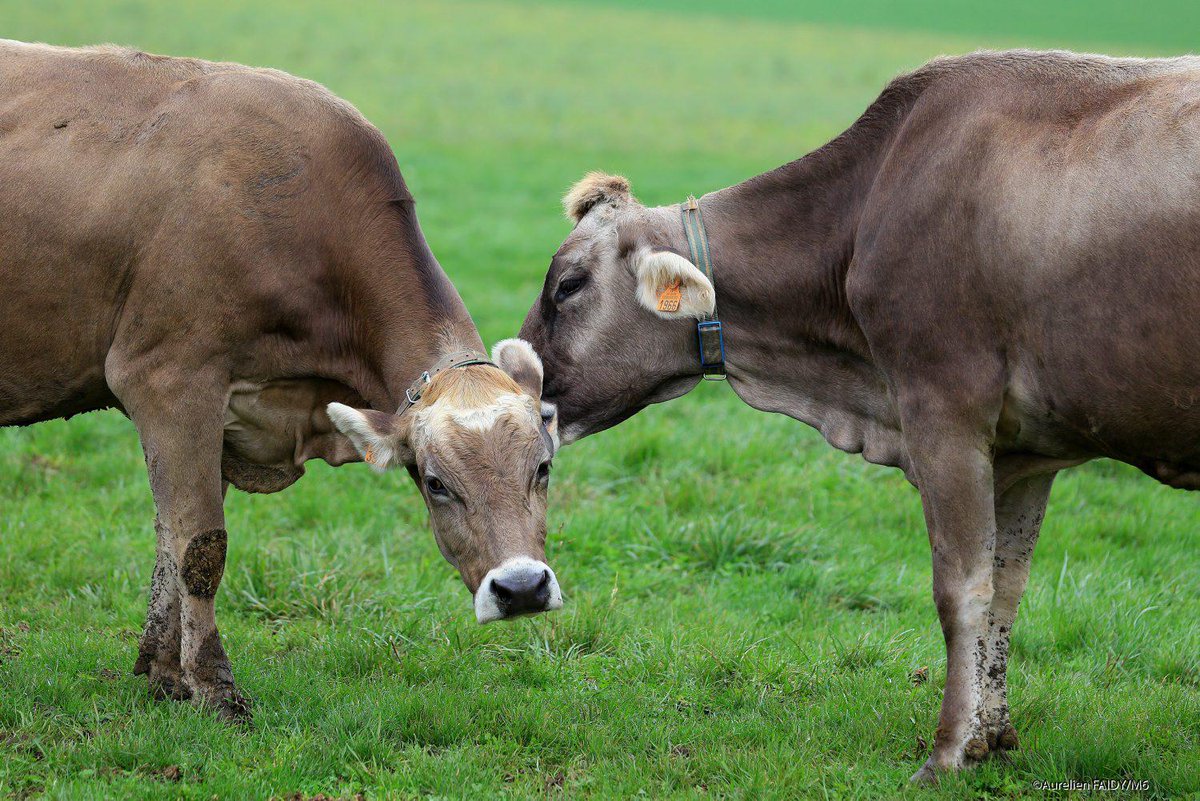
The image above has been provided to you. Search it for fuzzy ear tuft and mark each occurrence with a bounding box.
[634,250,716,319]
[563,172,634,222]
[492,338,544,402]
[326,403,413,471]
[492,338,557,449]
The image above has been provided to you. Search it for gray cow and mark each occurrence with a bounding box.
[1,41,560,720]
[518,50,1200,781]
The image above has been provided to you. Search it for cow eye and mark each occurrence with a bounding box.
[535,461,551,485]
[424,475,450,498]
[554,275,587,304]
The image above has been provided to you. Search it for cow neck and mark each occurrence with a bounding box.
[676,119,901,433]
[337,195,491,414]
[378,319,490,413]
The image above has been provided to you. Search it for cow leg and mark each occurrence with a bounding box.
[981,471,1055,754]
[113,364,250,721]
[133,480,231,700]
[905,430,998,783]
[132,515,186,700]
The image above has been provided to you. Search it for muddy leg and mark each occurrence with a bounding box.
[982,472,1055,754]
[905,431,998,783]
[132,516,186,700]
[114,364,249,721]
[173,524,246,720]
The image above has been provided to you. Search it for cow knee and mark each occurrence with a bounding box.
[933,574,994,624]
[180,528,228,598]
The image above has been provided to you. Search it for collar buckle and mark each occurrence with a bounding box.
[404,371,432,406]
[697,321,727,381]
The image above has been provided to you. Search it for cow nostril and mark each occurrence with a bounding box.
[534,569,551,605]
[491,579,514,603]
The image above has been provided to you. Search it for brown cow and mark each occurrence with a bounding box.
[0,40,560,721]
[517,50,1200,780]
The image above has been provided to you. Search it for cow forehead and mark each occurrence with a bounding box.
[561,218,616,260]
[413,392,539,441]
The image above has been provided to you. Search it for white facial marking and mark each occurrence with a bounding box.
[539,400,561,451]
[559,421,585,447]
[448,393,532,431]
[413,393,537,441]
[474,556,564,624]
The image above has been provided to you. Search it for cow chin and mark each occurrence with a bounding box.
[562,402,648,446]
[474,556,563,623]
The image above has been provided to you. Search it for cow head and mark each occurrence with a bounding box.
[518,172,714,444]
[326,340,561,623]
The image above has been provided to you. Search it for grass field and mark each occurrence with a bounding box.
[2,1,1199,798]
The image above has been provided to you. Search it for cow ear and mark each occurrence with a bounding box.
[563,172,634,222]
[492,338,558,450]
[633,249,716,319]
[492,338,543,402]
[325,403,414,471]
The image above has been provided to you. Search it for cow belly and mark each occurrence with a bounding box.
[0,372,116,426]
[1004,355,1200,482]
[0,284,120,425]
[0,316,115,426]
[1139,460,1200,489]
[0,164,127,423]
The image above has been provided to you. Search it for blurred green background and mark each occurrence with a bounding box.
[2,2,1198,799]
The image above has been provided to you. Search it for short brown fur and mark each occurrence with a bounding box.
[520,49,1200,781]
[0,40,552,720]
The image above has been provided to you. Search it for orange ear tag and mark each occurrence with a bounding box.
[656,279,682,312]
[363,445,376,465]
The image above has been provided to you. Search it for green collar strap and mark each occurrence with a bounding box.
[681,195,726,380]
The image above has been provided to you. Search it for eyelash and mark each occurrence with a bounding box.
[554,276,586,304]
[425,475,450,497]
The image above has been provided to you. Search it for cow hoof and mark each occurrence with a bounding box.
[150,671,191,702]
[985,722,1020,756]
[912,734,993,783]
[136,658,191,702]
[215,689,253,724]
[964,737,989,762]
[909,760,939,785]
[193,683,253,725]
[997,724,1020,752]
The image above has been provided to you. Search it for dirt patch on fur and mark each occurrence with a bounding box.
[181,529,227,598]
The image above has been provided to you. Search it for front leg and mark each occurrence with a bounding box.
[905,428,999,782]
[132,517,186,700]
[982,471,1055,753]
[113,362,250,721]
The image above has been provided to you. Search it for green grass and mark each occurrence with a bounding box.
[2,1,1199,798]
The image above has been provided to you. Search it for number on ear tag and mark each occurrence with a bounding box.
[364,445,375,465]
[656,280,682,312]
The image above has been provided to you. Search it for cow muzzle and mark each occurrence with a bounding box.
[474,557,563,623]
